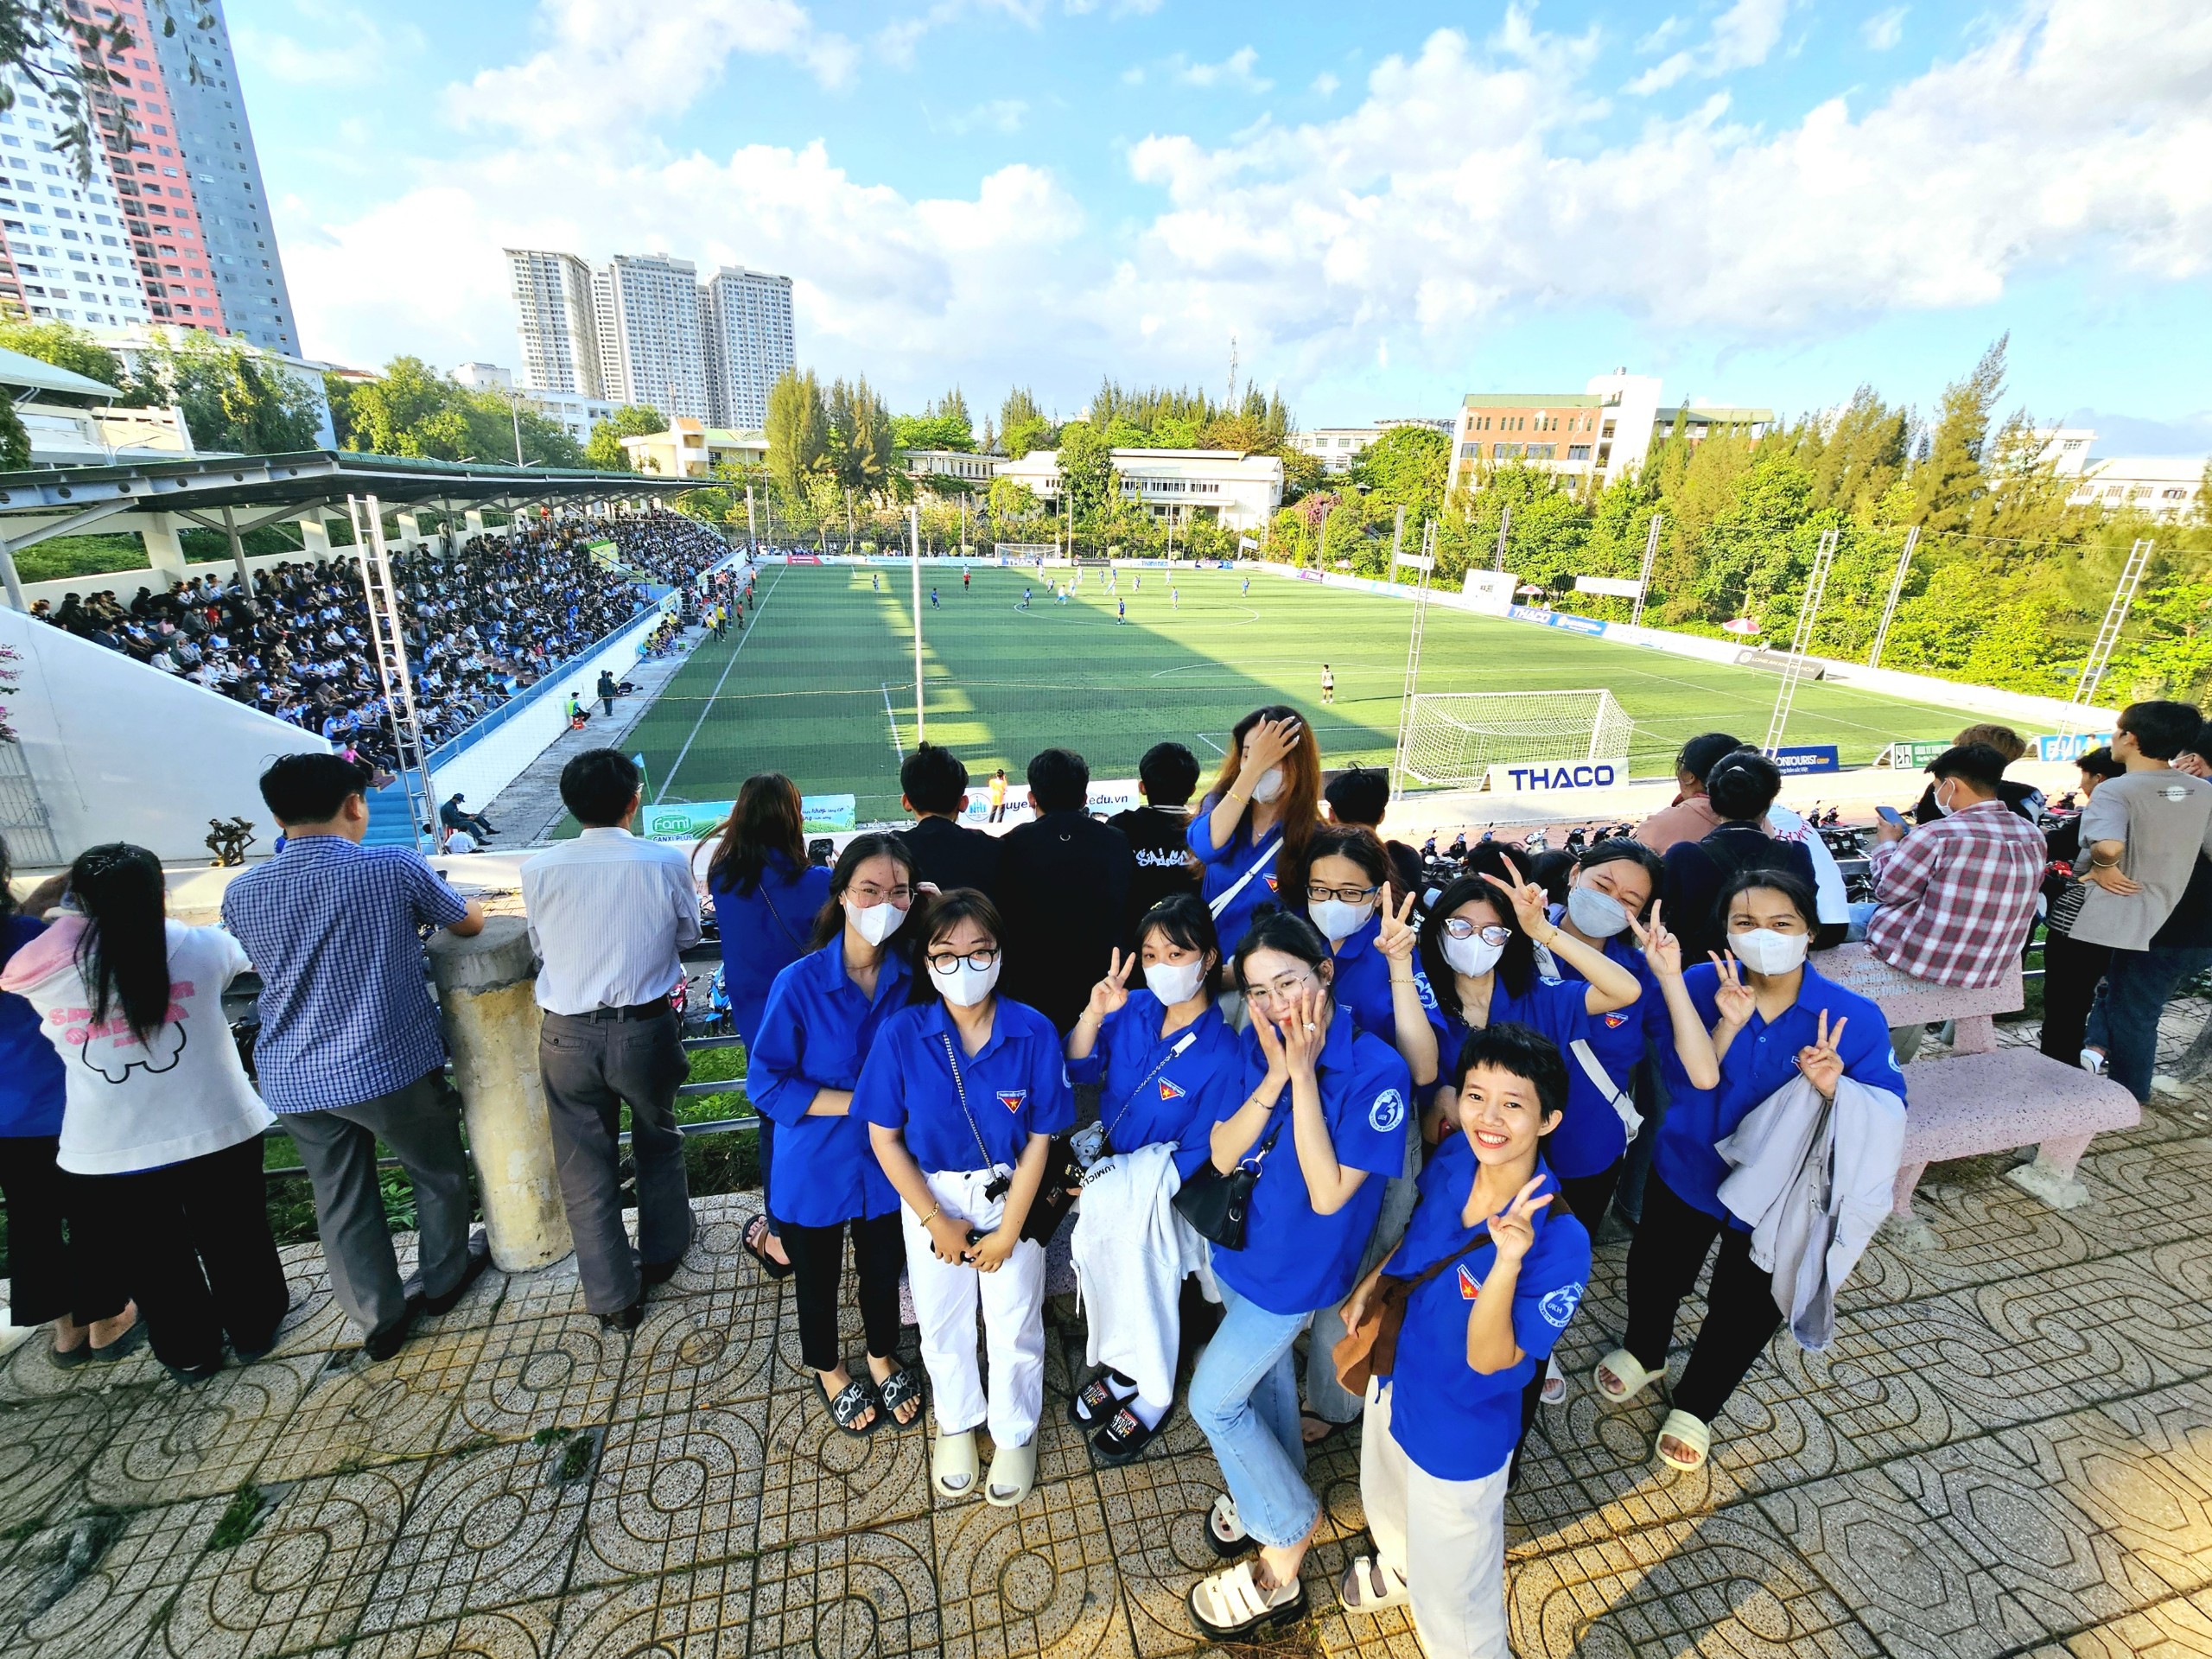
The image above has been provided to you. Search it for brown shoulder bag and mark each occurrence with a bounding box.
[1332,1224,1492,1396]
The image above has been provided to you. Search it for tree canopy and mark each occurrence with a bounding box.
[327,357,587,467]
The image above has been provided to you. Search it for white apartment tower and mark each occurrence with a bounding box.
[505,249,605,398]
[700,266,794,429]
[595,252,711,422]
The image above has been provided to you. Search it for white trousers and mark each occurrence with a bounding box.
[1361,1381,1511,1659]
[902,1168,1048,1446]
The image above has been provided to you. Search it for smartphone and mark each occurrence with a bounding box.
[1875,805,1906,827]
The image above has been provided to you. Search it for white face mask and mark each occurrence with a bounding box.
[1442,934,1504,976]
[932,957,1001,1007]
[1144,959,1206,1006]
[1249,766,1285,804]
[1731,928,1808,975]
[845,898,903,946]
[1308,898,1374,943]
[1567,886,1631,938]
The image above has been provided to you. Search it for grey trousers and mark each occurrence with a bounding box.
[283,1071,477,1339]
[539,1008,694,1315]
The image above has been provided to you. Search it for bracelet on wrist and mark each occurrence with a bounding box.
[919,1205,941,1226]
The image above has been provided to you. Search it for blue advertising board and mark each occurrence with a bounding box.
[1774,744,1840,776]
[2035,732,2114,763]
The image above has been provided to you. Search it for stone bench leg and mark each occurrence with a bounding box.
[1949,1015,1997,1055]
[1891,1160,1929,1218]
[1884,1159,1942,1255]
[2005,1132,2096,1211]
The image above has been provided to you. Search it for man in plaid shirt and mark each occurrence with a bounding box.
[1865,743,2047,999]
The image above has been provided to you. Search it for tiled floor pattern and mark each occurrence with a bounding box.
[6,1006,2212,1658]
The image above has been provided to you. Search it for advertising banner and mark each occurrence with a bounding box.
[1885,740,1949,769]
[2035,732,2115,763]
[1485,759,1631,793]
[955,776,1144,831]
[1574,575,1644,597]
[642,793,857,842]
[1463,571,1516,613]
[1773,744,1841,776]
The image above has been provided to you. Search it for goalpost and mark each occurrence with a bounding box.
[1397,690,1634,789]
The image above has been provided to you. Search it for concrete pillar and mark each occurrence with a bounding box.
[465,510,486,538]
[396,511,423,550]
[427,916,573,1272]
[141,512,188,588]
[298,516,334,560]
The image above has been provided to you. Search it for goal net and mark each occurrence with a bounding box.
[1400,690,1634,787]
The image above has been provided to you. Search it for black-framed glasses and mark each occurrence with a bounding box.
[1443,919,1513,945]
[1306,882,1379,906]
[928,947,1001,973]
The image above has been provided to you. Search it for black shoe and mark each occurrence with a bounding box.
[364,1296,423,1363]
[163,1359,224,1386]
[423,1230,493,1317]
[640,1257,682,1288]
[597,1301,644,1332]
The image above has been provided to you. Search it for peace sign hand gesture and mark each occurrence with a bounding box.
[1709,950,1757,1029]
[1796,1007,1849,1100]
[1084,948,1135,1021]
[1489,1176,1554,1268]
[1479,869,1552,939]
[1376,882,1421,965]
[1625,899,1682,979]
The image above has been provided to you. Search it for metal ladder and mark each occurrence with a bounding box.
[1389,519,1436,801]
[1763,524,1840,755]
[348,493,438,852]
[1867,524,1918,668]
[1628,512,1662,627]
[2072,537,2155,719]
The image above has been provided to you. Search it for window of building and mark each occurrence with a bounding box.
[1567,444,1591,461]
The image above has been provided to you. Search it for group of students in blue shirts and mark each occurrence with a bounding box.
[703,701,1904,1659]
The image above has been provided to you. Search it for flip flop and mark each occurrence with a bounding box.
[1204,1492,1253,1558]
[1188,1560,1309,1641]
[1070,1369,1133,1426]
[1300,1408,1343,1446]
[741,1214,794,1281]
[932,1428,979,1499]
[1593,1347,1666,1407]
[1541,1354,1567,1406]
[821,1376,882,1438]
[985,1437,1036,1508]
[1337,1554,1410,1613]
[1656,1408,1712,1471]
[1090,1403,1168,1467]
[874,1363,924,1429]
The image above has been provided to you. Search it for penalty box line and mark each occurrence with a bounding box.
[657,561,785,804]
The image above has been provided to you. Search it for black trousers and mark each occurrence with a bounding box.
[1514,1160,1624,1465]
[85,1135,289,1371]
[1620,1173,1784,1425]
[0,1135,130,1328]
[2039,929,2113,1068]
[782,1211,906,1374]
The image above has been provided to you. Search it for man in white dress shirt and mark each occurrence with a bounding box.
[521,750,701,1329]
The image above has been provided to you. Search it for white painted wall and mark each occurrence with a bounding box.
[0,604,327,868]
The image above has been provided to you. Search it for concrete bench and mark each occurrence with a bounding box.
[1816,941,2021,1056]
[1888,1047,2139,1243]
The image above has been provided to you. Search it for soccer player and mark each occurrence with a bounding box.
[1022,588,1033,611]
[931,587,941,609]
[963,568,972,592]
[1321,664,1336,705]
[1117,598,1127,625]
[873,573,881,592]
[1172,586,1179,611]
[1243,575,1251,595]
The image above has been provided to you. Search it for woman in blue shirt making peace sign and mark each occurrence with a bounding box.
[1185,912,1411,1643]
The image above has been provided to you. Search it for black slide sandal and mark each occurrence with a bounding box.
[823,1377,882,1437]
[742,1214,795,1281]
[875,1364,925,1429]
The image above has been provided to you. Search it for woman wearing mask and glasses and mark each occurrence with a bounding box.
[856,890,1073,1510]
[1183,912,1412,1643]
[705,773,834,1282]
[748,834,926,1438]
[1063,894,1243,1465]
[1596,871,1900,1474]
[1186,706,1322,956]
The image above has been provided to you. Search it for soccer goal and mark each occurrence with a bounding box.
[1398,690,1635,788]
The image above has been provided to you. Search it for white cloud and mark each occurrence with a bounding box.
[1863,7,1908,50]
[1173,47,1274,93]
[1312,71,1341,97]
[944,99,1030,134]
[232,6,424,87]
[449,0,858,139]
[1628,0,1789,93]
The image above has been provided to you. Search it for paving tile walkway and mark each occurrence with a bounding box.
[4,1001,2212,1658]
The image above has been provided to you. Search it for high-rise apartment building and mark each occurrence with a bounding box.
[700,265,793,429]
[505,249,605,399]
[510,246,793,426]
[0,61,152,331]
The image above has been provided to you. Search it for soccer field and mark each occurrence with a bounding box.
[627,563,1980,823]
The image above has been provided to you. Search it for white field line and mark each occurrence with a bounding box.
[658,562,784,803]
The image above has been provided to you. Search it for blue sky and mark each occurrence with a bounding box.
[230,0,2212,453]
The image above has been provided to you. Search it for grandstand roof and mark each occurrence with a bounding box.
[0,345,121,400]
[0,449,696,553]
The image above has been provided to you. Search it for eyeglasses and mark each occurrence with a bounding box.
[849,882,913,904]
[1248,971,1321,1006]
[1306,882,1378,905]
[928,947,1000,973]
[1443,919,1513,945]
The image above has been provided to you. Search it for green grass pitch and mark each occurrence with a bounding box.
[626,563,1982,823]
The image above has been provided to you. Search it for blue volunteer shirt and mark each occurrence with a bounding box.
[1535,918,1671,1176]
[709,852,832,1042]
[1328,910,1410,1051]
[221,836,470,1113]
[747,939,910,1228]
[0,914,67,1138]
[1185,803,1284,950]
[1382,1133,1592,1481]
[1420,969,1624,1178]
[1065,989,1241,1183]
[853,995,1076,1173]
[1210,1004,1412,1316]
[1655,959,1905,1224]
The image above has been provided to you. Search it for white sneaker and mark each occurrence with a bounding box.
[2080,1049,2108,1076]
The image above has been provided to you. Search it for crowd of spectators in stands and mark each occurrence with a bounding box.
[27,509,731,771]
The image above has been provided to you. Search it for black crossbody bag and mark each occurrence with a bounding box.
[1173,1107,1287,1252]
[939,1033,1081,1247]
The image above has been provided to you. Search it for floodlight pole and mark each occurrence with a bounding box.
[909,505,926,744]
[1629,512,1662,626]
[1388,504,1406,582]
[1389,518,1437,804]
[1867,524,1917,668]
[1492,505,1510,573]
[745,485,758,556]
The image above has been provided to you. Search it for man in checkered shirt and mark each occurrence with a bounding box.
[1863,744,2047,1047]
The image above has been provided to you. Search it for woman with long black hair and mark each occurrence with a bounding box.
[705,772,832,1281]
[1,843,287,1382]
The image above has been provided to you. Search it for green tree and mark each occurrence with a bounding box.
[141,332,324,454]
[1913,334,2009,531]
[999,386,1055,458]
[1351,425,1450,522]
[1054,418,1116,525]
[765,368,828,495]
[825,376,895,504]
[987,475,1040,533]
[0,393,27,469]
[584,404,665,471]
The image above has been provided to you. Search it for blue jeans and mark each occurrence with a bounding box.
[1187,1282,1319,1550]
[2088,945,2212,1103]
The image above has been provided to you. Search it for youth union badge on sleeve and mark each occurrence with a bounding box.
[1368,1089,1407,1133]
[1540,1283,1586,1329]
